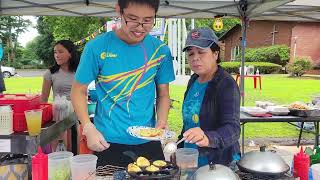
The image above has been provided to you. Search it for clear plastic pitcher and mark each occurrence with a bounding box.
[175,148,199,169]
[48,151,73,180]
[24,109,42,136]
[70,154,98,180]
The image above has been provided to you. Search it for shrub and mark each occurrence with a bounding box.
[236,45,290,66]
[184,61,281,75]
[220,61,282,74]
[312,61,320,70]
[286,57,312,76]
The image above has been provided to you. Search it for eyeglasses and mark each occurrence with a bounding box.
[121,12,156,30]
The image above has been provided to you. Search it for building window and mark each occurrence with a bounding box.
[231,46,241,61]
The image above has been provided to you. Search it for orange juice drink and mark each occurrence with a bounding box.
[24,109,42,136]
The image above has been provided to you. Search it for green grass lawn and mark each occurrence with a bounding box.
[168,74,320,138]
[4,74,320,139]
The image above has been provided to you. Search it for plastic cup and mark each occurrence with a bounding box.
[175,148,199,169]
[70,154,98,180]
[24,109,42,136]
[311,164,320,180]
[48,151,73,180]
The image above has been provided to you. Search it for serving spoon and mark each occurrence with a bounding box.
[163,137,186,154]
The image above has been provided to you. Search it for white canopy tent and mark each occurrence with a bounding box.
[1,0,320,21]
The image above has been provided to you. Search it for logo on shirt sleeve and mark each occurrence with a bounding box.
[192,114,199,123]
[100,52,107,60]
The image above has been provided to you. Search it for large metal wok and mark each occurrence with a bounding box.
[237,146,290,176]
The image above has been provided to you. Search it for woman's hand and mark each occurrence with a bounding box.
[183,127,209,147]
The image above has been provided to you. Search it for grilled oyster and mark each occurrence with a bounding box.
[152,160,167,167]
[127,163,142,172]
[136,157,150,167]
[146,165,160,172]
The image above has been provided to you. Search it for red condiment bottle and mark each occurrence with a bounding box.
[293,147,310,180]
[32,147,48,180]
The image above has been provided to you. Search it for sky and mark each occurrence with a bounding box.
[18,16,39,47]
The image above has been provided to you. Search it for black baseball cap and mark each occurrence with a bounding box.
[183,28,219,52]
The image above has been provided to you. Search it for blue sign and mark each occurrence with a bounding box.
[0,44,3,61]
[150,18,165,36]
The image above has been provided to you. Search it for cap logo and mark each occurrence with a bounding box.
[191,31,200,39]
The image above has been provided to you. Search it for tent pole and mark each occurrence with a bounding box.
[240,17,248,107]
[240,16,248,156]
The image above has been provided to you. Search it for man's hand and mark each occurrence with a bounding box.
[183,127,209,147]
[156,120,168,129]
[82,122,110,152]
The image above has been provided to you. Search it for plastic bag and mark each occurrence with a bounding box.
[53,95,74,122]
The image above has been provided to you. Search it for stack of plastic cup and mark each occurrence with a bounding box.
[311,164,320,180]
[70,154,98,180]
[294,147,310,180]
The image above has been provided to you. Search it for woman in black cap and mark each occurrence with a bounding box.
[178,27,241,166]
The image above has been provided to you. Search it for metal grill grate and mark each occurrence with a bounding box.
[237,171,294,180]
[85,165,128,180]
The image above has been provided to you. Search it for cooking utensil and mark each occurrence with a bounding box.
[237,146,290,176]
[289,109,315,117]
[127,163,179,179]
[191,162,240,180]
[123,151,139,162]
[163,137,185,154]
[122,151,179,179]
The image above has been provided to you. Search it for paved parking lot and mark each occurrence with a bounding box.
[14,69,46,77]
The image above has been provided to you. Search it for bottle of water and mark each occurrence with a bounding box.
[230,153,241,171]
[56,139,66,151]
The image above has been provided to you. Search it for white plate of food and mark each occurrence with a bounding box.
[127,126,176,141]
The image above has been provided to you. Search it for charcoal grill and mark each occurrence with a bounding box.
[85,165,128,180]
[237,171,294,180]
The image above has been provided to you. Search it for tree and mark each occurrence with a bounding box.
[186,18,240,37]
[34,17,55,66]
[33,16,110,66]
[23,38,40,62]
[0,16,31,62]
[43,16,106,41]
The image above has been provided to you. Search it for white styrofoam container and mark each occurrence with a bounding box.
[241,107,268,115]
[266,106,290,115]
[0,105,13,135]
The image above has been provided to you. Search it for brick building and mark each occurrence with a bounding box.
[219,20,320,70]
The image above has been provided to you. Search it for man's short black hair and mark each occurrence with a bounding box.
[118,0,160,13]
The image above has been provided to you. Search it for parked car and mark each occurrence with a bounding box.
[1,65,16,78]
